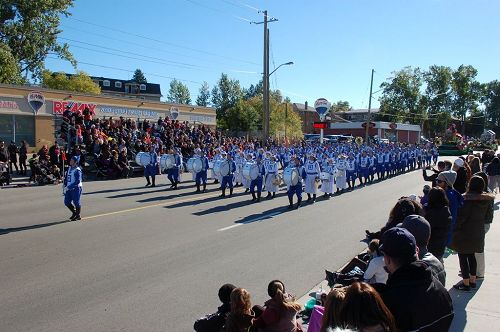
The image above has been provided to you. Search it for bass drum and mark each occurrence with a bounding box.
[283,167,299,186]
[160,154,175,170]
[135,152,150,167]
[187,157,202,173]
[213,160,230,177]
[320,172,330,181]
[242,162,259,180]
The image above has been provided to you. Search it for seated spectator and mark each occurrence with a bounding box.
[424,187,452,260]
[320,288,346,332]
[118,149,132,178]
[338,282,396,332]
[400,215,446,286]
[377,227,453,331]
[450,176,494,291]
[253,280,302,331]
[194,283,236,332]
[363,239,388,285]
[223,288,255,332]
[365,198,422,240]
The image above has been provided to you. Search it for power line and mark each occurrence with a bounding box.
[47,56,203,85]
[67,17,259,66]
[182,0,252,22]
[217,0,260,12]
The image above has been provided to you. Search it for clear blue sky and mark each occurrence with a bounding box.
[46,0,500,109]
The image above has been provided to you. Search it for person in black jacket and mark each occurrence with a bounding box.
[424,187,452,261]
[422,161,445,187]
[377,227,453,332]
[452,158,468,194]
[194,283,236,332]
[8,141,19,174]
[485,157,500,193]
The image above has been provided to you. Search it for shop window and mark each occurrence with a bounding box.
[0,114,35,146]
[140,84,146,91]
[0,115,14,143]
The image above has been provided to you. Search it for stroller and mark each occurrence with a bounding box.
[0,161,10,186]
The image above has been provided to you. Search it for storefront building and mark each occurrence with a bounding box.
[0,84,216,151]
[327,122,421,144]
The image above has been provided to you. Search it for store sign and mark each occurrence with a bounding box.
[314,98,331,121]
[0,100,19,110]
[189,115,215,124]
[27,91,45,114]
[99,106,158,118]
[53,101,97,114]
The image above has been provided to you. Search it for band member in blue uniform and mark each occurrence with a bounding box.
[167,148,182,189]
[144,145,158,187]
[358,151,370,185]
[220,153,236,198]
[64,155,83,221]
[250,156,265,202]
[265,155,279,199]
[195,149,209,193]
[304,154,321,203]
[346,153,357,189]
[287,156,303,209]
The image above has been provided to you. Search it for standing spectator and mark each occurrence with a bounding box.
[450,176,494,291]
[436,170,463,246]
[223,288,255,332]
[194,283,236,332]
[339,282,396,332]
[400,215,447,286]
[0,140,8,163]
[378,227,454,331]
[422,161,445,187]
[474,171,494,279]
[253,280,302,331]
[8,140,19,174]
[468,156,481,175]
[485,157,500,193]
[424,187,452,260]
[452,158,468,194]
[19,140,28,175]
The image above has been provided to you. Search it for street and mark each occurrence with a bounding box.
[1,170,425,331]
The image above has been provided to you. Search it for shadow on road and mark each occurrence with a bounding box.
[448,280,483,331]
[0,219,72,235]
[137,186,220,203]
[83,185,150,196]
[234,205,292,225]
[193,192,252,215]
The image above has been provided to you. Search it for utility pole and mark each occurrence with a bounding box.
[365,69,375,145]
[252,11,277,140]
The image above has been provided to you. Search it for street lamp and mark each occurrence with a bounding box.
[264,61,293,139]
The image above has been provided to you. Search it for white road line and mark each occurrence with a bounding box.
[217,210,283,232]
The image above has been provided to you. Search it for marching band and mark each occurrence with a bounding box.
[133,142,438,209]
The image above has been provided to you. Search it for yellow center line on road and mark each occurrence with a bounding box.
[81,190,226,221]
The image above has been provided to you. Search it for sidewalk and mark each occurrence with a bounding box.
[298,204,500,331]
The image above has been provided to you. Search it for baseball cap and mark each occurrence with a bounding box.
[400,215,431,248]
[379,227,417,261]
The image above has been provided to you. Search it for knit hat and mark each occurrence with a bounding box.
[437,170,457,187]
[400,215,431,248]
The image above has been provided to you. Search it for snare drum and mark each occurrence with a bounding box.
[160,154,175,170]
[242,163,259,180]
[283,167,299,186]
[187,157,202,173]
[135,152,150,167]
[213,160,230,177]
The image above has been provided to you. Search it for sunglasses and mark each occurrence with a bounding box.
[436,179,444,183]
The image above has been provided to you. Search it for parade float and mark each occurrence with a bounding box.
[436,123,471,156]
[469,129,498,151]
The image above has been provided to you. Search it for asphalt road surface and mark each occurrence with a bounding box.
[0,169,426,331]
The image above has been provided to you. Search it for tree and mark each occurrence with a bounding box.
[270,101,303,139]
[330,100,351,114]
[0,0,76,79]
[451,65,482,134]
[422,65,453,136]
[211,73,243,128]
[378,67,425,124]
[243,81,263,100]
[0,42,23,84]
[225,99,260,134]
[167,79,191,104]
[132,69,147,83]
[196,81,210,106]
[483,80,500,128]
[41,70,101,94]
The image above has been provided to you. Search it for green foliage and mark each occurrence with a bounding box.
[483,80,500,127]
[451,65,482,121]
[167,79,191,104]
[270,102,303,139]
[225,98,260,133]
[132,69,147,83]
[196,81,210,106]
[211,73,243,128]
[422,65,453,136]
[330,100,351,113]
[0,42,23,84]
[41,70,101,94]
[0,0,76,79]
[378,66,425,124]
[243,81,263,100]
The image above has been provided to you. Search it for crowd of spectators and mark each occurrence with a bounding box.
[194,151,496,332]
